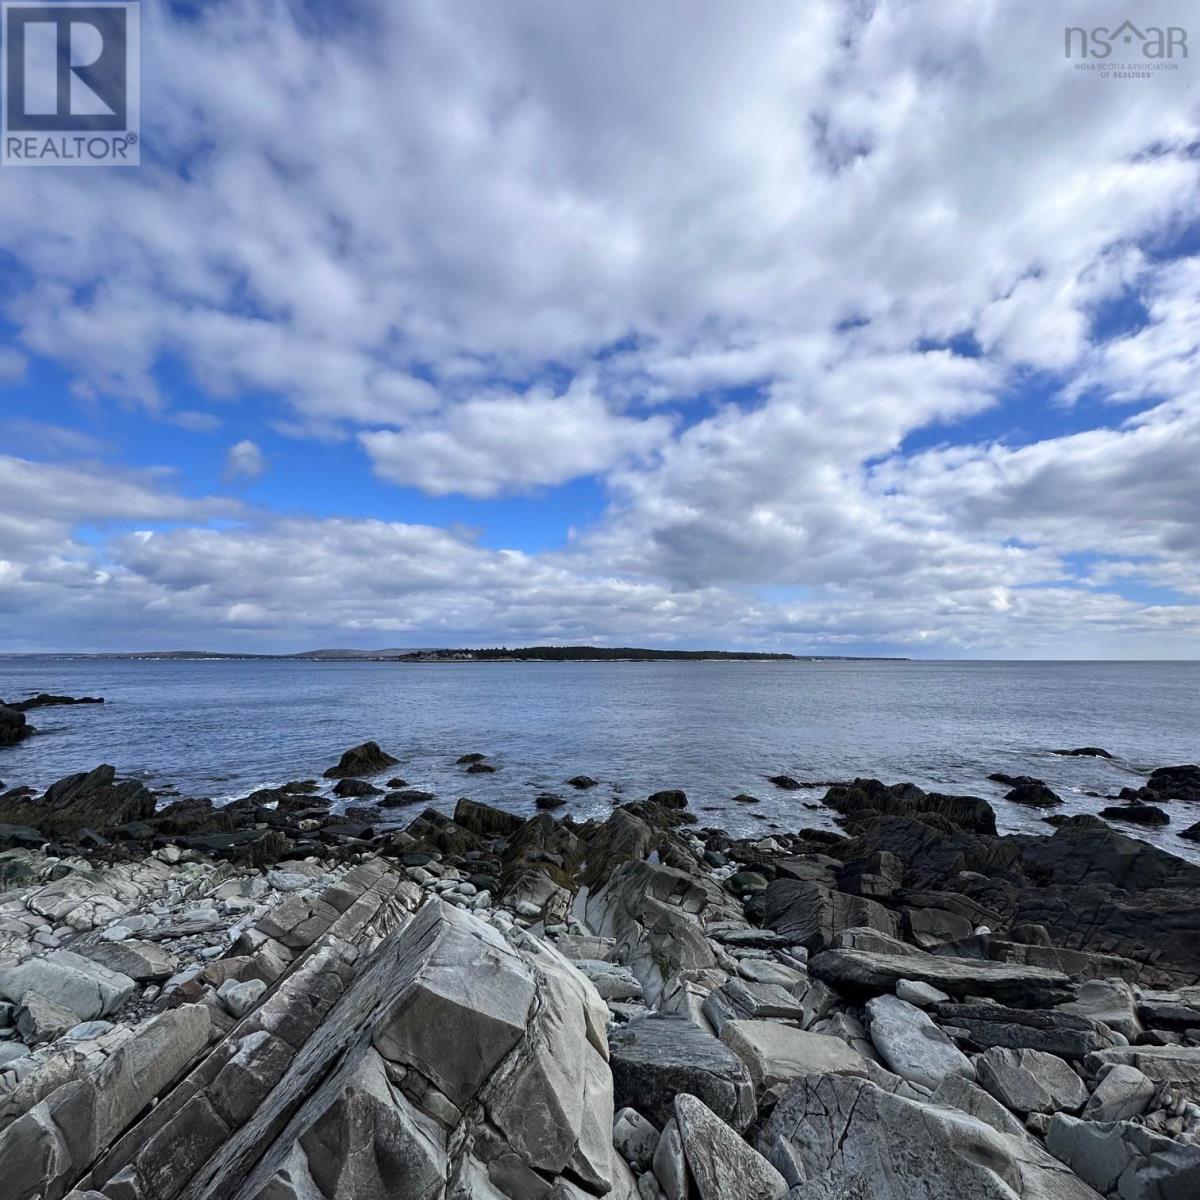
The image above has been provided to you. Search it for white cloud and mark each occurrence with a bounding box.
[223,439,266,483]
[0,1,1196,654]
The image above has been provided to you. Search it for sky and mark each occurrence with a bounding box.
[1,0,1198,658]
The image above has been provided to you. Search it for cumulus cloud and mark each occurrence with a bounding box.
[223,439,266,483]
[0,0,1196,654]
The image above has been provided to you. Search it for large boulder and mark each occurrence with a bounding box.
[758,1074,1103,1199]
[586,860,744,1005]
[322,741,399,779]
[0,949,136,1021]
[761,879,899,953]
[975,1047,1088,1115]
[822,779,997,835]
[0,705,30,747]
[609,1013,756,1132]
[719,1021,868,1100]
[864,994,975,1091]
[1047,1114,1200,1200]
[932,1002,1123,1060]
[0,766,155,832]
[453,797,525,839]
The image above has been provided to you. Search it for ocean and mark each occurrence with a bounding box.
[1,657,1197,860]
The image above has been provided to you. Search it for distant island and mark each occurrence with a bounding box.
[5,646,909,662]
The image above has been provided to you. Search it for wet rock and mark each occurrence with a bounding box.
[537,794,568,810]
[567,775,599,789]
[1099,802,1169,827]
[610,1013,756,1132]
[976,1047,1088,1115]
[452,797,524,838]
[865,994,975,1090]
[732,794,761,804]
[322,740,399,779]
[0,766,155,832]
[823,778,997,835]
[647,790,688,809]
[1006,782,1064,808]
[379,788,437,808]
[466,761,496,774]
[673,1092,787,1200]
[1047,1114,1200,1200]
[332,778,382,798]
[766,776,802,790]
[0,705,30,747]
[1053,747,1114,759]
[1142,764,1200,803]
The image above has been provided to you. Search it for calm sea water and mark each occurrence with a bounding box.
[1,658,1197,860]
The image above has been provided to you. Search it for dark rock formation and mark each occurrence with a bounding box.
[322,740,400,779]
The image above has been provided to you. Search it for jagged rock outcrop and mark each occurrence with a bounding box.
[0,767,155,833]
[322,741,400,779]
[0,706,31,747]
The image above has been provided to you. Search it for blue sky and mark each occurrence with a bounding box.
[0,0,1198,657]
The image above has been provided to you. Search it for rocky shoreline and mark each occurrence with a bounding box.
[0,732,1197,1198]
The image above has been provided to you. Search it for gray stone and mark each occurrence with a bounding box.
[719,1020,867,1099]
[652,1117,690,1200]
[16,991,78,1045]
[975,1047,1088,1115]
[1082,1064,1155,1123]
[72,938,178,983]
[701,978,807,1033]
[1058,979,1142,1042]
[610,1013,756,1132]
[865,994,975,1091]
[810,947,1071,1004]
[673,1093,786,1200]
[762,881,899,953]
[931,1074,1030,1138]
[1083,1044,1200,1090]
[574,959,645,1001]
[758,1074,1103,1199]
[1047,1114,1200,1200]
[614,1106,660,1172]
[0,950,135,1022]
[934,1002,1123,1059]
[895,978,949,1008]
[217,977,268,1019]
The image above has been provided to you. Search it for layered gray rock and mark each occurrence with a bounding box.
[975,1048,1088,1116]
[1047,1114,1200,1200]
[758,1074,1103,1199]
[610,1013,755,1132]
[933,1002,1123,1059]
[719,1021,867,1100]
[808,947,1071,1004]
[761,880,899,952]
[1081,1065,1155,1123]
[0,951,135,1022]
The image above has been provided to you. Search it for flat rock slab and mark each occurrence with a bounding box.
[758,1073,1104,1200]
[720,1020,868,1099]
[808,948,1071,1004]
[934,1002,1122,1060]
[610,1013,756,1132]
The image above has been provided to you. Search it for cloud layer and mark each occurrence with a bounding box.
[0,0,1197,655]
